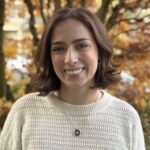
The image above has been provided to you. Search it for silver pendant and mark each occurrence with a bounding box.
[75,129,80,136]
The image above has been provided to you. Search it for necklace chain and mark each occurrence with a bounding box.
[61,91,101,137]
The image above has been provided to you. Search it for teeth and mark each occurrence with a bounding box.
[65,68,84,75]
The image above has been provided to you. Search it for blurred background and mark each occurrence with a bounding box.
[0,0,150,149]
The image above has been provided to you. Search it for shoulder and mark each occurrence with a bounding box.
[104,91,141,123]
[9,92,51,113]
[12,92,41,106]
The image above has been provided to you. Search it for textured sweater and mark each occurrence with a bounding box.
[0,91,145,150]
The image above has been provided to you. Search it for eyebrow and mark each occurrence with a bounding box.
[51,38,90,45]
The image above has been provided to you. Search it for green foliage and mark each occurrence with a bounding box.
[11,78,30,99]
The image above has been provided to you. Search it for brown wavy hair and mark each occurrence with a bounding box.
[32,7,120,95]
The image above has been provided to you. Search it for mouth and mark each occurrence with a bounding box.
[64,67,85,75]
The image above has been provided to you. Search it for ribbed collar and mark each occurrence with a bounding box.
[46,90,113,116]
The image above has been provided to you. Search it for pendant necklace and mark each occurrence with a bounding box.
[61,92,101,137]
[64,111,84,137]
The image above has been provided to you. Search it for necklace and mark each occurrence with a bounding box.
[61,91,102,137]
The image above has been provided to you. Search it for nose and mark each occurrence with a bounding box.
[64,46,78,65]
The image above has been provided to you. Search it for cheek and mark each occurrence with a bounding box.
[84,51,98,65]
[85,53,98,74]
[51,57,62,73]
[51,57,57,71]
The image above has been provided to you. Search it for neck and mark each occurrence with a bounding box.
[57,87,101,105]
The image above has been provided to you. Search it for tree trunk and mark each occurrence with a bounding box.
[24,0,39,46]
[97,0,112,24]
[0,0,6,98]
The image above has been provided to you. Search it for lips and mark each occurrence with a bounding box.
[64,67,85,75]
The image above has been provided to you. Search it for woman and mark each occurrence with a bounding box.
[0,7,145,150]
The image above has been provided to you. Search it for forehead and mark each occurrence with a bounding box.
[51,18,93,42]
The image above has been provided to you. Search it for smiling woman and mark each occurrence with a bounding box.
[50,18,99,94]
[0,7,145,150]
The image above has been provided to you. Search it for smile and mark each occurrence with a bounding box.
[64,67,85,75]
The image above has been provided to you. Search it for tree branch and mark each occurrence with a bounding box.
[24,0,39,46]
[39,0,46,24]
[97,0,112,23]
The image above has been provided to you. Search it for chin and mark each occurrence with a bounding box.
[65,81,92,89]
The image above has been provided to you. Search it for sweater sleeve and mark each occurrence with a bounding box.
[132,110,145,150]
[0,102,23,150]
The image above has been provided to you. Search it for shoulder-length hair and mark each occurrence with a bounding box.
[32,7,120,95]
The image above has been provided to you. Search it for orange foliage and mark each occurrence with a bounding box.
[119,21,129,31]
[0,100,12,114]
[113,35,131,49]
[109,52,150,113]
[5,69,13,81]
[4,45,17,58]
[34,9,41,16]
[0,100,13,129]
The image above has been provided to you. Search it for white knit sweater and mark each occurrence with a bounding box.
[0,91,145,150]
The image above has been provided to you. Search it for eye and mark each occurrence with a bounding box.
[51,46,65,52]
[77,43,89,49]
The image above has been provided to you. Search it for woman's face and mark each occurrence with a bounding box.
[51,18,99,89]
